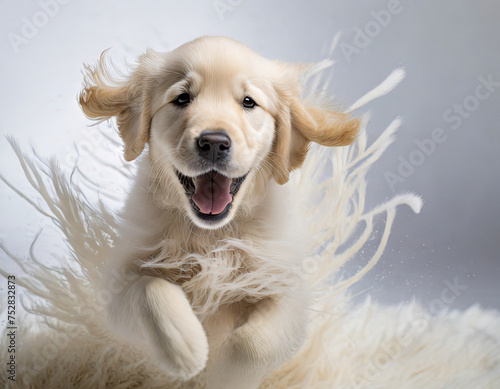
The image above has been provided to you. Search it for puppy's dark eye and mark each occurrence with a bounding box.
[242,96,257,109]
[173,93,191,107]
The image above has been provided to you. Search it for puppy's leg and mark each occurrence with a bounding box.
[106,275,208,380]
[207,293,308,389]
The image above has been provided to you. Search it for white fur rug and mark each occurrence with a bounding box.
[1,59,499,388]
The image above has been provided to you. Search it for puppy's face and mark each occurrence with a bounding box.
[148,43,278,228]
[79,37,360,229]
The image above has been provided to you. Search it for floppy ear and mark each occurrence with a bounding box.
[270,64,360,185]
[78,49,161,161]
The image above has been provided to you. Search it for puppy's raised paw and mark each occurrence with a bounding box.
[143,277,208,380]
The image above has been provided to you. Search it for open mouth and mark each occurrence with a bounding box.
[177,170,247,221]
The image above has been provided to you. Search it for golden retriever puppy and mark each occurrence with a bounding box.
[79,36,359,388]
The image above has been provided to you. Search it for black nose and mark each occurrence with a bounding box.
[197,131,231,162]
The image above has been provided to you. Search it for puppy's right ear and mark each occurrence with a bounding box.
[78,49,161,161]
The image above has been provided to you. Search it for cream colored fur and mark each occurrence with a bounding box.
[78,36,359,388]
[1,36,499,389]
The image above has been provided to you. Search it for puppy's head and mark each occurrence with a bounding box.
[79,37,359,229]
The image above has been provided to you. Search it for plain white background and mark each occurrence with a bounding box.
[1,0,499,311]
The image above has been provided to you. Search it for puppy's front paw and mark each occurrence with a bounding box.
[143,277,208,380]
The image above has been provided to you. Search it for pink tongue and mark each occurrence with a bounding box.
[192,172,232,215]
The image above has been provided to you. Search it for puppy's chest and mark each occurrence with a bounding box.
[146,238,261,285]
[143,235,296,313]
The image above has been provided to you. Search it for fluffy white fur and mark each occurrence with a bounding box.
[1,37,499,389]
[77,36,360,388]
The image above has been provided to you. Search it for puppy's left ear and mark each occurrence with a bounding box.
[270,63,360,185]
